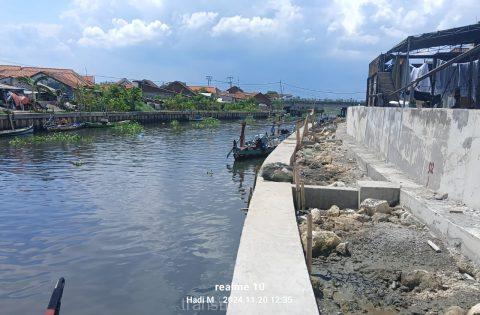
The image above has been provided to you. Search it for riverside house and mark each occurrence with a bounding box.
[0,65,93,102]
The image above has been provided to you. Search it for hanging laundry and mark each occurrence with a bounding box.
[434,60,458,96]
[458,60,478,100]
[410,63,431,93]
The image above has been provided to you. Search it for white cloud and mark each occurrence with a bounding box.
[78,18,170,48]
[211,0,301,37]
[182,12,218,30]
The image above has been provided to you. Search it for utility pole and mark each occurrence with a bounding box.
[206,75,212,86]
[279,80,284,96]
[227,76,234,88]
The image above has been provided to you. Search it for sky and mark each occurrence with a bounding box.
[0,0,479,99]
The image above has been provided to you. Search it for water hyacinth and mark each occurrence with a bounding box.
[112,121,144,135]
[193,117,220,129]
[9,133,91,146]
[170,120,182,131]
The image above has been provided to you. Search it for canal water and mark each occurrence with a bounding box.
[0,121,271,314]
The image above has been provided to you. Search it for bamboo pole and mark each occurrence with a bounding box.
[301,183,306,211]
[306,213,313,274]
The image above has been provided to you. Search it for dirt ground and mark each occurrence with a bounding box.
[295,119,480,314]
[299,206,480,314]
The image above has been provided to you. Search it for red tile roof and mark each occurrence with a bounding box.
[0,65,93,88]
[188,86,220,94]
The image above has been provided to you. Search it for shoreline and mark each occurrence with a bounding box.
[0,110,269,131]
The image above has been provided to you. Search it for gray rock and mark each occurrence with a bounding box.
[434,192,449,200]
[261,163,293,182]
[303,230,342,257]
[467,303,480,315]
[400,212,424,228]
[326,205,341,217]
[335,242,350,256]
[360,198,391,215]
[444,306,465,315]
[310,208,323,224]
[400,270,442,291]
[372,212,390,223]
[352,213,371,222]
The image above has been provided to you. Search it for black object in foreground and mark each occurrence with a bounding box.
[44,277,65,315]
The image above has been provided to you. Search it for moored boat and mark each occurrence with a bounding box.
[227,122,288,160]
[45,122,85,132]
[85,120,130,128]
[0,125,34,137]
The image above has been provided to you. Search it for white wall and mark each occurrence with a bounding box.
[347,106,480,210]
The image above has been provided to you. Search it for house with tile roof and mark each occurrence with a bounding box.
[0,65,93,102]
[188,85,221,97]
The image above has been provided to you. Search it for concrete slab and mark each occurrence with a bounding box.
[228,124,318,315]
[297,185,359,210]
[358,180,400,206]
[338,123,480,265]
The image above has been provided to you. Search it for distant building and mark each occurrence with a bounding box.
[188,85,221,97]
[161,81,196,97]
[132,79,176,99]
[116,78,134,89]
[0,65,93,102]
[227,86,244,94]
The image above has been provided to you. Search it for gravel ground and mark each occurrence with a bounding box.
[304,209,480,314]
[295,118,368,186]
[295,119,480,314]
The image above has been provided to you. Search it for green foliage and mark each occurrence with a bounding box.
[193,117,220,129]
[9,133,90,146]
[170,120,182,131]
[161,94,259,112]
[244,115,255,125]
[75,85,146,112]
[112,121,144,135]
[162,94,222,111]
[222,99,260,112]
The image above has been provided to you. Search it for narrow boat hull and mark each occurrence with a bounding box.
[85,120,130,128]
[45,123,85,132]
[233,146,276,160]
[0,125,34,137]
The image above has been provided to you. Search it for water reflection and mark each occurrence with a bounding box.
[0,121,267,314]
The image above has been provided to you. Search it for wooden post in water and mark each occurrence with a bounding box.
[306,213,313,274]
[8,113,14,130]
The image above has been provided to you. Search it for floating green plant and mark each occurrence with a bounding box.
[170,120,182,131]
[193,117,220,129]
[112,121,144,135]
[9,133,91,146]
[244,116,255,125]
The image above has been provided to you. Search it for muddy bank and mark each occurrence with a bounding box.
[298,200,480,314]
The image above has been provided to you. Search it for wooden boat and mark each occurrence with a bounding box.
[228,122,286,160]
[0,125,34,137]
[85,120,130,128]
[45,122,85,132]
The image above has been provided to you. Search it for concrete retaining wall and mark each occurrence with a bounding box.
[347,106,480,210]
[0,111,268,130]
[228,127,318,315]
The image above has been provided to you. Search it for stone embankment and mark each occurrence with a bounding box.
[295,120,480,314]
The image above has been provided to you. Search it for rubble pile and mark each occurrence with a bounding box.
[297,199,480,314]
[295,121,366,185]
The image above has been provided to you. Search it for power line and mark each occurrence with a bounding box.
[282,82,364,95]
